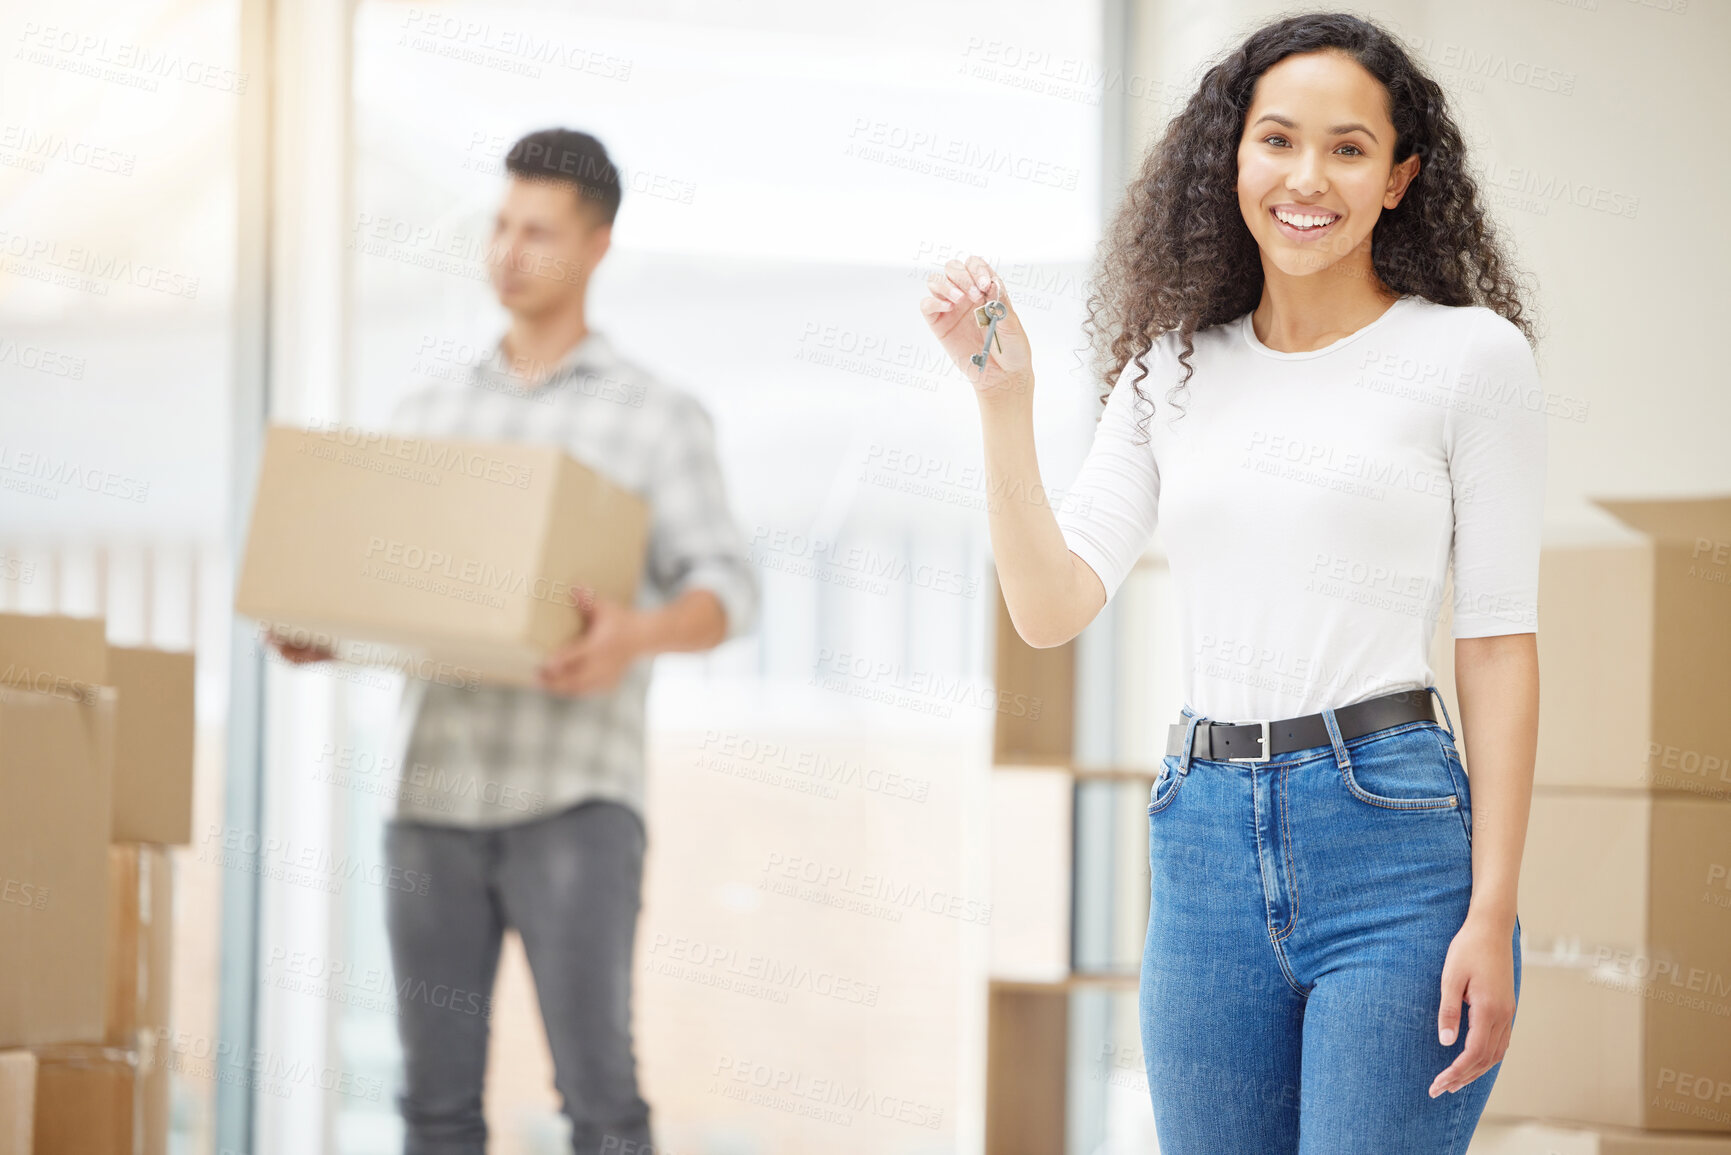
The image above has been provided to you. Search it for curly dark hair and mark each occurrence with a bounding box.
[1083,11,1537,438]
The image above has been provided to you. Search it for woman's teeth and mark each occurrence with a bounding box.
[1274,209,1338,230]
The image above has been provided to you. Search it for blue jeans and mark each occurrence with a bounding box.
[1140,691,1521,1154]
[384,800,654,1155]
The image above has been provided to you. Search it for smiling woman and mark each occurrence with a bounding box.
[922,9,1544,1154]
[1234,50,1421,337]
[1082,11,1532,419]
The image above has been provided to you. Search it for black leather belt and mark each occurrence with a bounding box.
[1165,688,1437,763]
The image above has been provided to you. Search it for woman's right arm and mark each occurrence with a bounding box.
[919,255,1121,649]
[975,388,1108,648]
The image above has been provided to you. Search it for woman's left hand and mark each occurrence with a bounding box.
[1430,911,1517,1097]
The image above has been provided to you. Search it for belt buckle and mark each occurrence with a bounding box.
[1226,719,1271,763]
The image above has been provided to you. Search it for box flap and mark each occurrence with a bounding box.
[107,646,195,844]
[1592,496,1731,545]
[0,689,113,1049]
[0,614,107,699]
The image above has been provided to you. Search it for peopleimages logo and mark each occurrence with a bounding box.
[696,729,931,803]
[0,664,101,704]
[809,647,1041,721]
[198,823,432,897]
[301,420,534,488]
[0,876,49,910]
[749,526,979,599]
[0,444,149,502]
[711,1056,946,1130]
[312,742,546,816]
[644,933,881,1007]
[760,852,992,926]
[360,536,583,609]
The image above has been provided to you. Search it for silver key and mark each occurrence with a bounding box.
[973,304,1005,349]
[971,300,1006,373]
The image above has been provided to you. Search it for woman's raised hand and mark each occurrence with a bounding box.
[918,255,1032,401]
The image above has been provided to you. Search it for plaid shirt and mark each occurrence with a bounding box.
[382,330,758,828]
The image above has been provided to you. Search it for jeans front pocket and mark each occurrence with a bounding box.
[1148,755,1187,815]
[1337,725,1460,810]
[1436,735,1475,847]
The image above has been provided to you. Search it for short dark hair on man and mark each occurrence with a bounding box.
[504,128,622,226]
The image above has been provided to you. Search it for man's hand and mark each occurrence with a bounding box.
[267,628,336,665]
[536,588,648,697]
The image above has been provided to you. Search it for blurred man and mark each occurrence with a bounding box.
[275,127,757,1155]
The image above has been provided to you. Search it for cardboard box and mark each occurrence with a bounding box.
[1437,497,1731,795]
[107,647,195,844]
[990,577,1074,765]
[0,1051,33,1155]
[136,1032,166,1155]
[105,845,172,1047]
[1516,789,1731,963]
[986,983,1068,1155]
[1487,790,1731,1132]
[31,1045,133,1155]
[234,423,650,688]
[1472,1117,1731,1153]
[0,688,114,1048]
[1485,961,1731,1131]
[0,614,105,701]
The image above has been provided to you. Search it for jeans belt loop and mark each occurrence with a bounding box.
[1177,709,1204,776]
[1426,684,1456,740]
[1321,705,1352,770]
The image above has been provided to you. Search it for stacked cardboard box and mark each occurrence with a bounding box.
[0,1052,33,1155]
[233,422,650,688]
[0,616,112,1050]
[30,1047,133,1155]
[103,842,175,1155]
[1434,498,1731,1144]
[108,646,195,846]
[1488,793,1731,1132]
[0,614,193,1155]
[1469,1118,1731,1153]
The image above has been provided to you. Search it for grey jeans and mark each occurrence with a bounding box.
[383,800,654,1154]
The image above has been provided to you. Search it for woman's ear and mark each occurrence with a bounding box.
[1385,153,1421,210]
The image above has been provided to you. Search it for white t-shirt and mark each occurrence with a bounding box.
[1053,293,1547,722]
